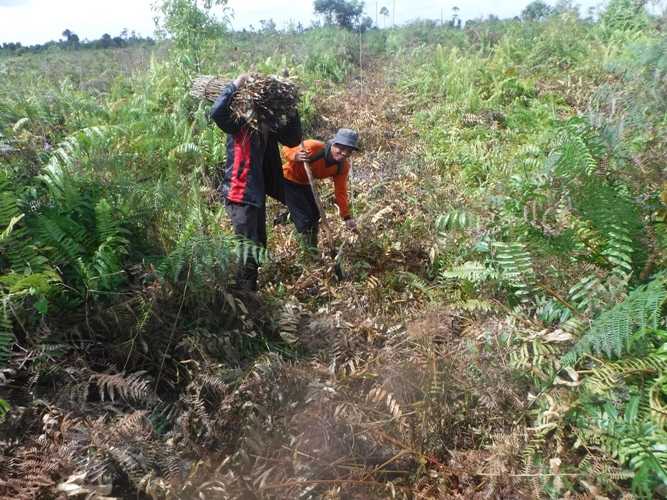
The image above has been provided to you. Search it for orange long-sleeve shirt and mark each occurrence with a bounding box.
[282,140,352,220]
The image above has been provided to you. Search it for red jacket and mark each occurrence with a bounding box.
[282,140,351,219]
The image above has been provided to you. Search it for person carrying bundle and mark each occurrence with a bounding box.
[281,129,359,249]
[210,73,302,291]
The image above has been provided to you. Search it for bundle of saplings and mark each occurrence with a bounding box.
[191,74,299,131]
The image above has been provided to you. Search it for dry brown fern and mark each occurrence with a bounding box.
[90,370,157,406]
[366,385,403,420]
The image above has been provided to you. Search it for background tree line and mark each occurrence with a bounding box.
[1,0,633,56]
[0,28,155,56]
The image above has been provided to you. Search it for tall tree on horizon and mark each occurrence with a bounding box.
[379,5,389,27]
[314,0,365,30]
[61,29,79,48]
[521,0,553,21]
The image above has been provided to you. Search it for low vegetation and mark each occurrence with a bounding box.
[1,0,665,498]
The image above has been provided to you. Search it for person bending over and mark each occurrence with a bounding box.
[281,128,359,249]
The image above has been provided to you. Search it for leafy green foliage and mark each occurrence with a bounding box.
[569,346,667,495]
[406,6,665,497]
[0,301,12,365]
[314,0,366,30]
[436,209,478,234]
[0,170,60,365]
[521,1,553,21]
[155,0,229,72]
[441,261,498,283]
[599,0,649,36]
[563,273,667,364]
[584,348,667,394]
[493,241,536,302]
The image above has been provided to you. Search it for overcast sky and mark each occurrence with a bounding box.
[0,0,631,45]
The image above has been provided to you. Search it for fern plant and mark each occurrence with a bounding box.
[0,300,12,365]
[440,260,498,283]
[551,122,646,273]
[584,347,667,395]
[562,273,667,365]
[571,409,667,497]
[559,273,667,496]
[0,171,59,365]
[493,241,536,302]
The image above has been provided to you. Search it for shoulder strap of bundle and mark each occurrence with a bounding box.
[309,148,326,163]
[308,146,344,175]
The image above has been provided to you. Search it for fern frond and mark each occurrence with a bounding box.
[34,214,86,264]
[441,260,498,283]
[451,298,497,313]
[562,273,667,364]
[87,236,127,292]
[604,421,667,496]
[560,317,587,342]
[648,374,667,428]
[603,226,635,278]
[94,198,124,244]
[278,301,303,345]
[0,213,23,243]
[573,180,644,274]
[569,273,606,313]
[436,209,478,234]
[43,126,112,175]
[0,299,13,365]
[169,142,201,158]
[510,339,559,382]
[367,385,403,420]
[91,371,157,406]
[158,231,236,285]
[553,128,597,177]
[578,452,633,483]
[0,175,48,273]
[585,348,667,394]
[493,241,535,302]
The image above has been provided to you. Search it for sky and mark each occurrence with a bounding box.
[0,0,640,46]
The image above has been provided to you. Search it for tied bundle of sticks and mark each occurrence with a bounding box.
[191,73,299,132]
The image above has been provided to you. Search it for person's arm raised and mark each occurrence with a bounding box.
[210,74,249,134]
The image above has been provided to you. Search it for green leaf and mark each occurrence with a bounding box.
[0,399,10,420]
[35,296,49,315]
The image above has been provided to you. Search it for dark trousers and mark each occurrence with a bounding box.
[225,200,266,291]
[283,179,320,247]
